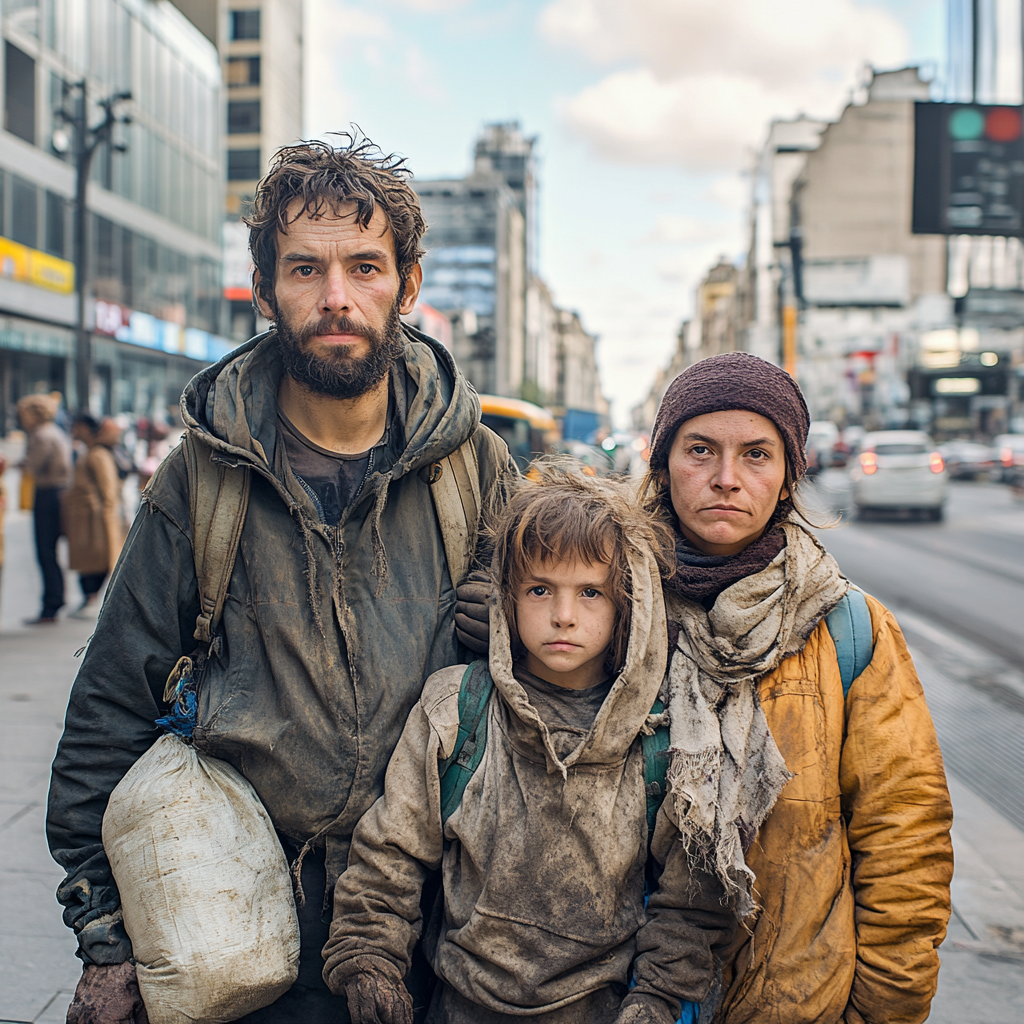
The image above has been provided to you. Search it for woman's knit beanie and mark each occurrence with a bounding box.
[648,352,810,479]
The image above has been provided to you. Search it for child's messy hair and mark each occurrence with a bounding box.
[489,459,674,674]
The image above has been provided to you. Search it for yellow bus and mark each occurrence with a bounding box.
[479,395,559,470]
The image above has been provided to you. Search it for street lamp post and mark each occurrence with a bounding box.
[53,81,131,414]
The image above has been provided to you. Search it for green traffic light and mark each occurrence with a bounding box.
[949,108,985,140]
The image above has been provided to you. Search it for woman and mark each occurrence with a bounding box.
[642,352,952,1024]
[63,415,127,618]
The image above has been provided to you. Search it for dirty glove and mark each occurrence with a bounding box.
[340,956,414,1024]
[66,962,149,1024]
[455,570,492,655]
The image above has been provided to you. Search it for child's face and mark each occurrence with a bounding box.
[514,555,618,691]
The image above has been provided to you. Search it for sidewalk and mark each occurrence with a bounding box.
[1,462,1023,1022]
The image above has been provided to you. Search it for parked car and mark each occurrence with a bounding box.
[993,433,1024,483]
[806,421,840,475]
[936,440,996,480]
[850,430,947,520]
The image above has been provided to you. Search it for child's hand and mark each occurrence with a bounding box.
[342,957,414,1024]
[455,569,492,654]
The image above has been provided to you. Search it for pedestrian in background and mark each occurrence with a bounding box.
[63,414,128,619]
[642,353,952,1024]
[17,393,72,624]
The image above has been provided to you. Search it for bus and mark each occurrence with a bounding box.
[479,395,559,470]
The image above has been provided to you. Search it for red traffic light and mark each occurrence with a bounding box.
[986,107,1022,142]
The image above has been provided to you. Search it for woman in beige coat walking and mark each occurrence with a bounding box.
[63,415,127,618]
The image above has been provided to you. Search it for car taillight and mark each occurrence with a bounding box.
[929,452,945,474]
[859,451,878,475]
[1003,447,1014,467]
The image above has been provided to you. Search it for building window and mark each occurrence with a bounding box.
[45,190,65,257]
[4,42,36,145]
[228,148,261,181]
[230,10,261,40]
[10,176,37,247]
[226,56,261,87]
[228,100,261,135]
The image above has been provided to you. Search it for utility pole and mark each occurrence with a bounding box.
[53,82,131,414]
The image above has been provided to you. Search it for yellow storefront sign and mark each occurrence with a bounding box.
[0,235,75,294]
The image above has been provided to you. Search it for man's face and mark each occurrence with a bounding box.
[254,200,422,399]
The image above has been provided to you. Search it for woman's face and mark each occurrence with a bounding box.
[663,409,789,556]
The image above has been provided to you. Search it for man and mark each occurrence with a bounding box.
[17,393,72,624]
[47,136,513,1023]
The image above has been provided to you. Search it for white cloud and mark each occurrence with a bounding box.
[541,0,908,172]
[644,214,733,246]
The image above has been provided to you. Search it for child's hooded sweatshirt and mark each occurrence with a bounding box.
[325,540,734,1023]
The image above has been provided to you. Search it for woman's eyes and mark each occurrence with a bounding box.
[691,445,711,456]
[746,448,769,460]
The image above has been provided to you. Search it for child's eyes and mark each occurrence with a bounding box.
[528,585,548,597]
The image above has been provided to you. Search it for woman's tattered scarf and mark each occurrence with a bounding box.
[664,521,848,919]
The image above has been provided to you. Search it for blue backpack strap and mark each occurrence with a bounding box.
[641,698,671,838]
[825,589,874,699]
[439,660,494,825]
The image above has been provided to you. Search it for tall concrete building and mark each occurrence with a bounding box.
[1,0,229,430]
[415,125,532,397]
[172,0,304,340]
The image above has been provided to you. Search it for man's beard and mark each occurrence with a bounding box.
[274,301,404,400]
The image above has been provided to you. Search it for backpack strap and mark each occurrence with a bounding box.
[439,660,494,825]
[183,433,251,646]
[825,588,874,699]
[429,438,482,587]
[641,698,671,839]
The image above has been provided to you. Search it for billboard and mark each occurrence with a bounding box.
[913,102,1024,235]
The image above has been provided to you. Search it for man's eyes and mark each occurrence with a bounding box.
[356,263,379,275]
[581,588,601,599]
[294,265,316,277]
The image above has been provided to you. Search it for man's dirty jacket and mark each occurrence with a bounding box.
[46,326,512,965]
[325,545,735,1024]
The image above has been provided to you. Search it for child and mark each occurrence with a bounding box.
[323,465,734,1024]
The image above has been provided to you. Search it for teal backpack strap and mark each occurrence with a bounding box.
[825,589,874,699]
[641,697,671,838]
[439,661,494,826]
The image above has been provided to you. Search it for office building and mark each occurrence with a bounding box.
[173,0,304,340]
[1,0,229,430]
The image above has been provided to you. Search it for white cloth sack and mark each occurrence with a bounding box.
[102,734,300,1024]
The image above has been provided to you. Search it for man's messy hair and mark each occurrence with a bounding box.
[490,460,674,674]
[246,130,426,306]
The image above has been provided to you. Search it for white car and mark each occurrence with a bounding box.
[850,430,947,520]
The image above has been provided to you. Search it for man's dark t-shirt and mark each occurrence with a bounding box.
[277,411,373,526]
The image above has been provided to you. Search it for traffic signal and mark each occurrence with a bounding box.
[913,102,1024,235]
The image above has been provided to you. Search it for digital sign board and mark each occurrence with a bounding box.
[913,102,1024,235]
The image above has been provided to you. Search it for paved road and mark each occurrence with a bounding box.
[1,458,1022,1022]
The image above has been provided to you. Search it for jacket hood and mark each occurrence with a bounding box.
[180,323,480,487]
[487,542,668,775]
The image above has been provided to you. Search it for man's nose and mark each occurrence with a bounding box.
[320,266,351,312]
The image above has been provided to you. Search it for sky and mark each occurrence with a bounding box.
[305,0,948,424]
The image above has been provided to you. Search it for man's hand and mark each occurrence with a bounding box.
[343,959,414,1024]
[66,963,149,1024]
[454,570,491,655]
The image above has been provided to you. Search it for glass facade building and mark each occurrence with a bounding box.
[0,0,229,430]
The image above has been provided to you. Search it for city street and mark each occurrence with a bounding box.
[1,462,1023,1022]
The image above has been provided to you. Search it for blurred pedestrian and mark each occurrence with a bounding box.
[642,353,953,1024]
[0,451,7,615]
[63,415,128,619]
[17,393,72,624]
